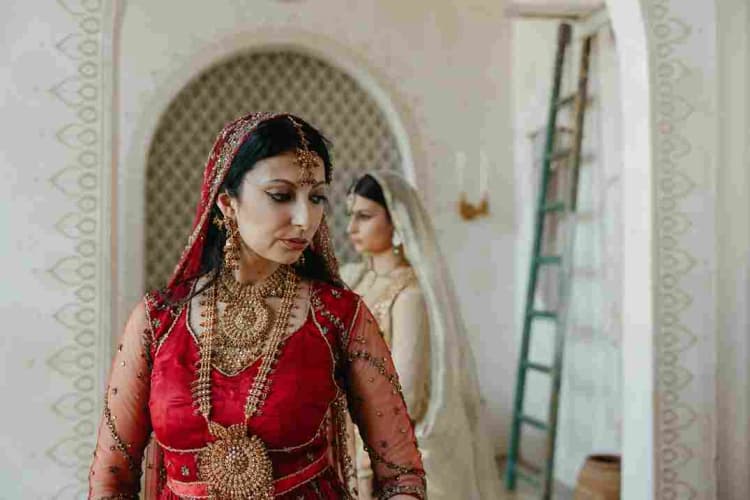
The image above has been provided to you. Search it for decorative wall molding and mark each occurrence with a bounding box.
[643,0,718,497]
[47,0,117,497]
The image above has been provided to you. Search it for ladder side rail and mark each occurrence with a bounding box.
[541,33,595,500]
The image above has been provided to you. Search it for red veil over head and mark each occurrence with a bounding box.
[166,111,340,289]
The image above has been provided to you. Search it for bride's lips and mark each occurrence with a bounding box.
[280,238,309,251]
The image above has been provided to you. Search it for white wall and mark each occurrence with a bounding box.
[716,0,750,497]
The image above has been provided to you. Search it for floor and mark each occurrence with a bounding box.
[497,483,574,500]
[495,458,575,500]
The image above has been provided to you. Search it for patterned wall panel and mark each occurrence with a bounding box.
[144,50,402,291]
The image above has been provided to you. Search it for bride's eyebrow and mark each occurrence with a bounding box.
[257,178,327,189]
[262,179,297,187]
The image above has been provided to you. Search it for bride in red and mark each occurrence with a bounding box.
[88,112,426,499]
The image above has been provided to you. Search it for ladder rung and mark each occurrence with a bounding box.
[524,361,553,374]
[527,125,575,139]
[535,255,562,266]
[547,148,572,161]
[528,310,558,320]
[520,414,549,430]
[541,201,566,213]
[556,93,577,108]
[517,469,542,487]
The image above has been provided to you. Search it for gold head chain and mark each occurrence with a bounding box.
[287,116,324,186]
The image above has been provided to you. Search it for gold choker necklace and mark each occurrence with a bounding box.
[213,266,293,375]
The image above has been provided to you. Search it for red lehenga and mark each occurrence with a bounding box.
[88,113,426,499]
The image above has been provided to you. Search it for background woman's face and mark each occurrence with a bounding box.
[217,151,328,265]
[347,194,393,255]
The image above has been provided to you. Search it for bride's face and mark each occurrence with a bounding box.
[347,194,393,255]
[217,152,328,265]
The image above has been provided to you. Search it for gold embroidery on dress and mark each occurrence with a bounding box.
[103,394,138,473]
[347,350,403,396]
[363,267,417,343]
[310,287,346,332]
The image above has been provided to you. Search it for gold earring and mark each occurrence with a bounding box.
[392,231,403,256]
[223,217,241,270]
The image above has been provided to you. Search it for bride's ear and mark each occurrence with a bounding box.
[216,192,236,219]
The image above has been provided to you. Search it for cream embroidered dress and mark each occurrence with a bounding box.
[342,172,503,500]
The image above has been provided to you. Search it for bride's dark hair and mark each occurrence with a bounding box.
[169,115,339,300]
[349,174,391,220]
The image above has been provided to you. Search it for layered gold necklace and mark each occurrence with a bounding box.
[194,264,299,500]
[213,266,290,375]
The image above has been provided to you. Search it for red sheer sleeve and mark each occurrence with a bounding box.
[88,301,153,499]
[345,301,427,499]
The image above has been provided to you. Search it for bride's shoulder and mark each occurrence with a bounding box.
[309,278,360,303]
[309,279,364,315]
[393,280,426,310]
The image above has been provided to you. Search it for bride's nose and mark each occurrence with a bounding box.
[291,198,312,231]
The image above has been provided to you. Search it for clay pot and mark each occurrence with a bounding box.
[573,454,621,500]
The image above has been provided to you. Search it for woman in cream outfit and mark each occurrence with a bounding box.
[341,172,502,499]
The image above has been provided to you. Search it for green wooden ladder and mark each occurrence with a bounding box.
[505,23,594,499]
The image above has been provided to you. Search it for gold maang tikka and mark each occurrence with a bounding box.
[287,116,323,186]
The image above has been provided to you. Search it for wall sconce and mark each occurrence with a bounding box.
[456,150,491,221]
[458,192,490,220]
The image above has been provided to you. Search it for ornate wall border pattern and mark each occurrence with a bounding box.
[46,0,115,498]
[645,0,707,497]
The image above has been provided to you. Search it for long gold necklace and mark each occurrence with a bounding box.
[194,265,299,500]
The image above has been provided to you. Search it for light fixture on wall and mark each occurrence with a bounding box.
[456,151,490,221]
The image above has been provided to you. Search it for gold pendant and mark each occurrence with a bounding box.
[198,422,274,500]
[214,287,276,374]
[219,290,272,347]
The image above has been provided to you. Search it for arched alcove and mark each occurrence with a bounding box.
[143,50,403,290]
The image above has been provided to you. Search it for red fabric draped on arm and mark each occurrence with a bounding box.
[88,302,153,499]
[345,302,426,499]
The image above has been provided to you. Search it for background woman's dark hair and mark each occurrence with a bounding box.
[174,114,338,298]
[350,174,390,219]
